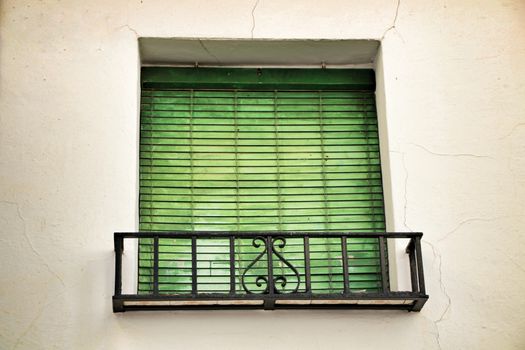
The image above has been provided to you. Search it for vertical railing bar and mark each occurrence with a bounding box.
[378,236,389,294]
[273,91,285,289]
[144,89,154,294]
[341,235,349,294]
[414,237,426,294]
[189,90,195,232]
[304,236,311,293]
[114,235,123,296]
[147,88,153,232]
[274,91,283,234]
[153,236,159,295]
[232,91,242,296]
[267,235,274,295]
[406,239,418,292]
[229,236,236,295]
[188,88,196,297]
[319,92,333,291]
[192,235,197,296]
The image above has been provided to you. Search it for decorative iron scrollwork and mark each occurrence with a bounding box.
[241,236,301,294]
[271,237,300,294]
[241,236,268,294]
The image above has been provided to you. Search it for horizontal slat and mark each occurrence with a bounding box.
[140,144,377,153]
[140,183,382,192]
[140,96,375,104]
[141,110,375,117]
[142,105,376,113]
[140,200,384,210]
[141,130,377,138]
[140,192,384,202]
[141,125,377,134]
[140,195,384,204]
[139,223,385,231]
[141,119,377,127]
[140,207,384,217]
[140,164,380,174]
[137,255,379,264]
[140,139,378,147]
[140,212,383,222]
[139,253,378,262]
[140,172,381,181]
[138,262,382,272]
[140,149,379,156]
[140,159,380,167]
[142,90,374,98]
[138,265,382,274]
[137,238,381,246]
[140,153,379,160]
[140,178,382,187]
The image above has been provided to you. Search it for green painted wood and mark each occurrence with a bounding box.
[138,68,386,295]
[142,67,375,90]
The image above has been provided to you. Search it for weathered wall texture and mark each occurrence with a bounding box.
[1,0,525,349]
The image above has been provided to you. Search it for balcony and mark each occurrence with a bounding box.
[113,231,428,312]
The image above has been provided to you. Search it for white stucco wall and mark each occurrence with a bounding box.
[1,1,525,349]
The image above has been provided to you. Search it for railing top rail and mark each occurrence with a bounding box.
[114,231,423,239]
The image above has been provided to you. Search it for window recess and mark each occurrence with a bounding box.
[113,68,428,311]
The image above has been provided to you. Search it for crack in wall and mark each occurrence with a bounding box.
[250,0,260,39]
[438,217,496,243]
[438,215,524,243]
[400,152,413,231]
[410,142,491,159]
[380,0,401,41]
[391,146,523,348]
[12,302,46,350]
[423,240,450,350]
[391,150,445,349]
[116,24,139,38]
[198,40,221,64]
[390,150,414,231]
[1,201,65,288]
[425,215,524,349]
[11,289,69,350]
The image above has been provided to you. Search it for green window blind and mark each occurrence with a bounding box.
[138,68,386,294]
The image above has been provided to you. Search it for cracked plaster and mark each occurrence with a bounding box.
[380,0,401,41]
[1,201,65,288]
[198,40,221,64]
[250,0,260,39]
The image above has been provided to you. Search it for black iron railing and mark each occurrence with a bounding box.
[113,231,428,312]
